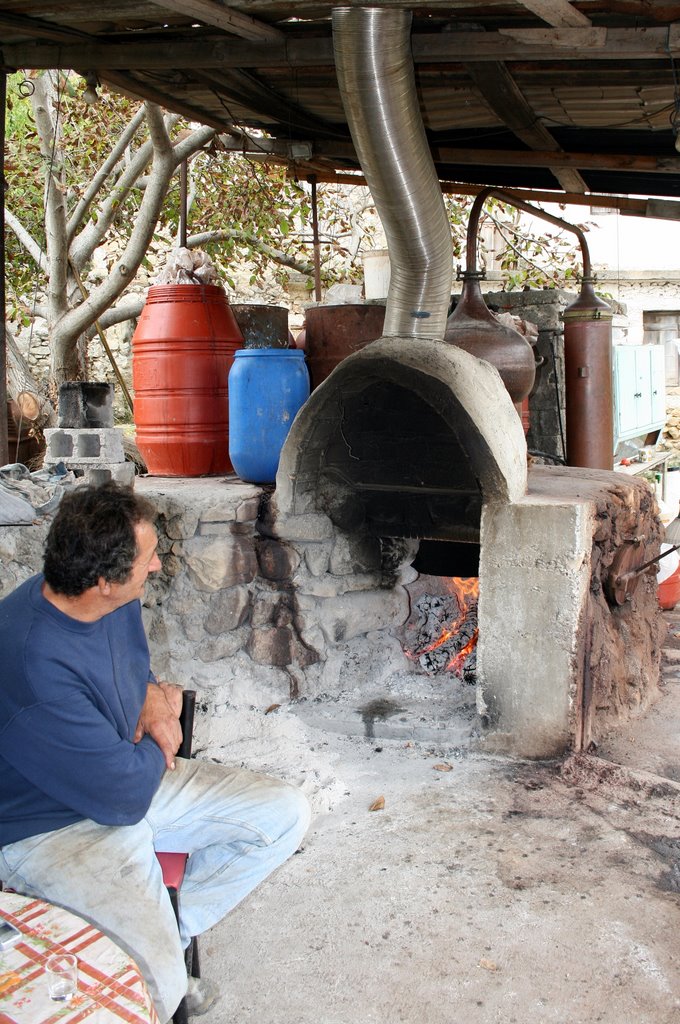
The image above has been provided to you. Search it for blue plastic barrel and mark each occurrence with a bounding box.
[228,348,310,483]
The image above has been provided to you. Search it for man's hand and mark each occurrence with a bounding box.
[134,682,183,770]
[157,680,184,717]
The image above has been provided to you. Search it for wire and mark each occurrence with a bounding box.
[528,449,566,464]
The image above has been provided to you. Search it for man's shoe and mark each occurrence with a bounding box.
[185,977,219,1017]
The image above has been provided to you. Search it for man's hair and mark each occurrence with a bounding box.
[43,482,157,597]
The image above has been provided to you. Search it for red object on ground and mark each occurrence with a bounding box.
[659,565,680,610]
[520,396,530,436]
[132,284,242,476]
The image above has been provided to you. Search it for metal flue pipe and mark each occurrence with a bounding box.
[332,7,453,341]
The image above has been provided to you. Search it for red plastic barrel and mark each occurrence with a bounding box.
[132,284,242,476]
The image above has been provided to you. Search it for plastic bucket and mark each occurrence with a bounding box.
[228,349,310,483]
[230,304,290,349]
[132,284,242,476]
[659,563,680,610]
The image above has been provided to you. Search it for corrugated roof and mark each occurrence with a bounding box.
[2,1,680,205]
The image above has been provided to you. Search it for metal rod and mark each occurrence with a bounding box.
[309,175,322,302]
[70,263,134,416]
[179,159,188,249]
[0,71,8,466]
[465,185,592,278]
[618,542,680,581]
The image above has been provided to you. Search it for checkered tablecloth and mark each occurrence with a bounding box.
[0,892,159,1024]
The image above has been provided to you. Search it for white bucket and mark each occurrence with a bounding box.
[658,542,679,583]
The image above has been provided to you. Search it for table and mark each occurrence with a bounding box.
[0,892,159,1024]
[614,450,672,502]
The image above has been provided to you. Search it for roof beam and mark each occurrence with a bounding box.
[513,1,591,27]
[465,60,587,193]
[145,0,285,42]
[3,27,679,71]
[220,157,680,220]
[219,134,680,175]
[100,71,236,134]
[195,68,339,136]
[325,174,680,220]
[0,11,87,45]
[306,140,680,174]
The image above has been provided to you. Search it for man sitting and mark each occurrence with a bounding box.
[0,481,310,1021]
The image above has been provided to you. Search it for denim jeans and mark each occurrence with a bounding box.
[0,757,311,1022]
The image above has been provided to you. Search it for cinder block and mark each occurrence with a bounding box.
[44,428,125,464]
[64,463,136,487]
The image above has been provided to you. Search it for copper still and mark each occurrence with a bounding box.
[448,187,613,470]
[444,191,536,414]
[562,279,613,471]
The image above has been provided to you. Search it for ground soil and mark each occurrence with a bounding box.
[195,607,680,1024]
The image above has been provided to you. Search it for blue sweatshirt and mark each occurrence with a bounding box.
[0,574,166,846]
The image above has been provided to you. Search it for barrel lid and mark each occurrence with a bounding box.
[233,347,305,357]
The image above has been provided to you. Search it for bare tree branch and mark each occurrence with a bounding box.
[187,229,314,275]
[66,105,148,245]
[52,108,214,356]
[4,209,45,271]
[31,73,69,321]
[97,295,146,329]
[69,111,181,268]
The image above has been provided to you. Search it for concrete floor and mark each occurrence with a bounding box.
[194,599,680,1024]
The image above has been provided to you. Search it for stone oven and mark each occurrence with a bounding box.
[265,347,663,759]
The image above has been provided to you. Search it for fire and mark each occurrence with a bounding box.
[407,577,480,677]
[446,576,479,602]
[447,628,479,675]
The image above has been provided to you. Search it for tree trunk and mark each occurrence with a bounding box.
[49,322,88,390]
[5,324,56,429]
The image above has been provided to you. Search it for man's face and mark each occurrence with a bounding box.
[107,520,161,608]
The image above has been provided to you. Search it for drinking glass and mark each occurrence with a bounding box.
[46,953,78,1001]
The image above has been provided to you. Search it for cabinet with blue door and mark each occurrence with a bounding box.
[613,344,666,447]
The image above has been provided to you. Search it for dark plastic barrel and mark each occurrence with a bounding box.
[132,284,242,476]
[230,304,290,349]
[228,349,310,483]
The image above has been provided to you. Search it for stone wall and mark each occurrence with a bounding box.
[484,288,571,461]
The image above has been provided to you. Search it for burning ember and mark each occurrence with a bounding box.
[405,577,479,679]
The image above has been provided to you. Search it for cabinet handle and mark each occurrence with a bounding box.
[634,391,642,398]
